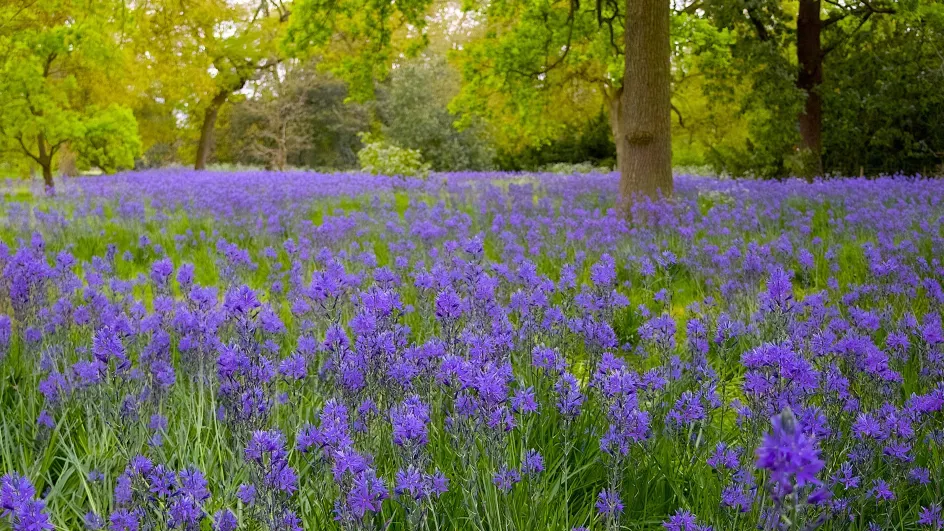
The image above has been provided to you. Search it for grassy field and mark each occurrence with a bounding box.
[1,171,943,530]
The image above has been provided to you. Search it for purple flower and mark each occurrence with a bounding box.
[390,395,430,447]
[492,466,520,492]
[555,372,584,419]
[430,470,449,496]
[150,258,174,289]
[108,509,139,531]
[755,409,824,500]
[869,479,895,502]
[1,473,53,531]
[596,489,623,517]
[707,443,739,471]
[84,511,105,530]
[522,449,544,477]
[833,462,859,490]
[663,509,711,531]
[0,315,11,354]
[37,410,55,429]
[279,353,308,380]
[237,484,257,505]
[511,386,538,414]
[434,289,464,321]
[394,467,426,500]
[759,267,795,314]
[918,504,943,529]
[346,470,388,518]
[532,347,565,373]
[213,509,238,531]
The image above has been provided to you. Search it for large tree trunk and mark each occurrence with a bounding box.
[620,0,673,207]
[194,89,231,170]
[797,0,824,179]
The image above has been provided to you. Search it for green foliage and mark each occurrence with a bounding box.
[539,161,613,174]
[356,133,431,177]
[378,57,495,171]
[822,2,944,175]
[72,105,141,173]
[451,0,621,153]
[218,64,371,170]
[0,0,141,179]
[4,0,943,178]
[696,0,944,177]
[495,112,616,171]
[284,0,436,101]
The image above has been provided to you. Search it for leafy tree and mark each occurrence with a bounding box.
[702,0,902,178]
[138,0,289,170]
[71,105,142,173]
[822,1,944,175]
[285,0,436,100]
[378,56,495,171]
[0,0,141,190]
[452,0,711,202]
[237,66,316,171]
[494,112,616,170]
[217,63,371,170]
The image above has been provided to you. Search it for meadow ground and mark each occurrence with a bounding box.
[0,170,943,531]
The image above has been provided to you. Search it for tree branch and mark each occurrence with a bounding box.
[14,134,42,164]
[671,103,685,128]
[745,7,771,42]
[822,11,849,28]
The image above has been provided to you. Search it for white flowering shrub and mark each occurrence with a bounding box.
[357,133,431,178]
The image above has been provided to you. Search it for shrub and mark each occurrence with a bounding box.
[356,133,430,178]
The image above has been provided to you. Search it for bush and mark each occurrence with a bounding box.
[539,162,613,174]
[356,133,431,178]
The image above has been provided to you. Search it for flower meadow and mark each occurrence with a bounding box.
[0,170,943,531]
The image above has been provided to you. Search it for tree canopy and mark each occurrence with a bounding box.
[2,0,943,189]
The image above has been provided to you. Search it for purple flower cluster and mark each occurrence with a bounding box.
[1,171,943,530]
[0,474,53,531]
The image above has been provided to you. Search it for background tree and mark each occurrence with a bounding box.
[0,0,141,190]
[377,56,495,171]
[139,0,289,170]
[822,1,944,175]
[216,63,371,170]
[238,65,315,171]
[703,0,902,178]
[621,0,672,200]
[452,0,717,201]
[284,0,437,100]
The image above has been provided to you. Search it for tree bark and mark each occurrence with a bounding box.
[41,162,54,192]
[797,0,824,179]
[607,90,625,176]
[620,0,673,207]
[194,89,231,170]
[36,133,55,192]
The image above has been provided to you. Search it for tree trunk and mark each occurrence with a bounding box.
[620,0,673,208]
[37,133,55,193]
[606,91,625,175]
[194,89,231,170]
[797,0,824,180]
[41,163,54,192]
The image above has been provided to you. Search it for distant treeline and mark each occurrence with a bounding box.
[3,0,943,182]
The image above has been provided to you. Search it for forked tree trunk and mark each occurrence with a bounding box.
[797,0,824,180]
[194,89,231,170]
[620,0,673,208]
